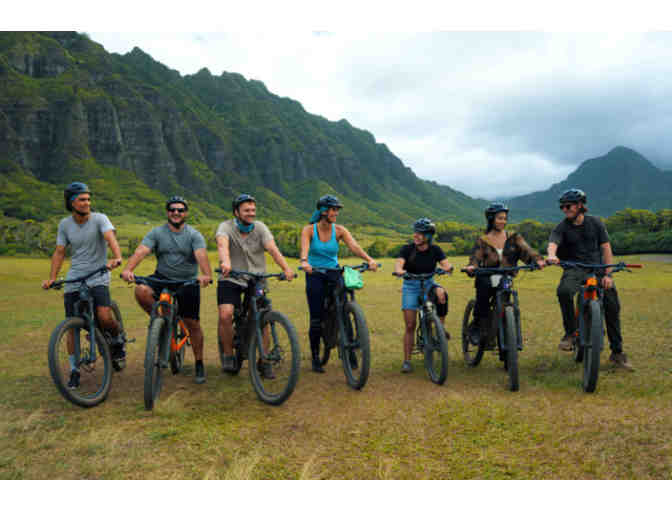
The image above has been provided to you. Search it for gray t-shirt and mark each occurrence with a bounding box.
[141,224,207,280]
[56,212,115,292]
[215,220,273,286]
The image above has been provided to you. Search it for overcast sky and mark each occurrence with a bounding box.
[13,2,663,200]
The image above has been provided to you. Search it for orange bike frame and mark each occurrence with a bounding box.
[157,291,191,353]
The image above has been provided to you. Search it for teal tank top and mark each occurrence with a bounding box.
[308,223,339,269]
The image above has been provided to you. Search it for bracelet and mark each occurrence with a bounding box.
[300,258,307,262]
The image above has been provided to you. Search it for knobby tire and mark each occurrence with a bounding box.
[462,299,485,366]
[583,300,602,393]
[340,301,371,390]
[424,311,448,385]
[144,316,167,410]
[503,306,519,392]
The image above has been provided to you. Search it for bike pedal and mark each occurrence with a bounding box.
[126,337,136,344]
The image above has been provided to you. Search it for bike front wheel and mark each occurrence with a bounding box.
[583,300,602,393]
[503,306,519,392]
[144,316,168,410]
[340,301,371,390]
[249,311,300,406]
[424,311,449,385]
[462,299,485,367]
[48,317,113,408]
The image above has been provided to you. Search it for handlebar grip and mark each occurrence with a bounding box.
[625,264,643,268]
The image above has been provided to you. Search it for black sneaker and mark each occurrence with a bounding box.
[258,360,275,379]
[312,358,325,373]
[67,370,80,389]
[110,343,126,371]
[194,362,206,384]
[348,349,358,370]
[222,355,237,374]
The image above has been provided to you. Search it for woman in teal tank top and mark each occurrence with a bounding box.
[299,195,379,373]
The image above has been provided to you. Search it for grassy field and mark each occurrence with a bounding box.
[1,253,671,479]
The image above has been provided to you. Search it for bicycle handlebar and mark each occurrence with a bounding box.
[49,265,110,289]
[460,263,540,276]
[547,260,643,273]
[299,262,382,275]
[392,268,453,280]
[215,268,295,281]
[125,275,201,288]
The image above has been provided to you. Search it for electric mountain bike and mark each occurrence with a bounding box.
[216,269,300,405]
[393,268,452,385]
[47,266,131,407]
[461,264,539,392]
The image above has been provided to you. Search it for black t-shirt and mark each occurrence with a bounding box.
[399,243,447,274]
[549,215,610,264]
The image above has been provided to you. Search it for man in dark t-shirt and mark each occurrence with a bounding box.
[546,189,633,370]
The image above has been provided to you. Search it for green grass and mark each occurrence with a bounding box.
[1,254,671,479]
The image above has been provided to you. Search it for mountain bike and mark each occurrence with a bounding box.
[129,276,197,410]
[47,266,132,407]
[550,260,641,393]
[393,268,451,385]
[215,269,300,405]
[461,264,539,392]
[301,263,377,390]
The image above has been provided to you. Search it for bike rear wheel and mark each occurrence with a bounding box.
[144,316,168,410]
[170,320,187,375]
[341,301,371,390]
[462,299,485,366]
[583,300,602,393]
[503,306,519,392]
[574,297,585,363]
[48,317,112,408]
[424,311,449,385]
[249,311,300,405]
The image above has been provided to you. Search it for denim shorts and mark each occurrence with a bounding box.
[401,279,437,311]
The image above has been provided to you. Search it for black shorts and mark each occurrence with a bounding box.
[217,280,248,308]
[146,273,201,320]
[64,285,111,317]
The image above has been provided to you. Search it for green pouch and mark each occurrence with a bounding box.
[343,266,364,290]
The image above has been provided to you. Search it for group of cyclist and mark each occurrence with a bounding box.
[43,182,634,389]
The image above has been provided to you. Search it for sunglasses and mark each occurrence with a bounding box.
[168,207,186,213]
[559,204,575,210]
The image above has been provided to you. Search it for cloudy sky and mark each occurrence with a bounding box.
[23,2,672,200]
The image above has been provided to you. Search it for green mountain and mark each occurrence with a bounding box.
[506,147,672,222]
[0,31,486,227]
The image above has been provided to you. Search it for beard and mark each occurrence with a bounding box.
[168,218,185,228]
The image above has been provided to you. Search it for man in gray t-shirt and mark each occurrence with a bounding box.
[42,182,125,385]
[122,196,213,384]
[216,193,294,374]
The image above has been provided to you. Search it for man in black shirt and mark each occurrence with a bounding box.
[546,189,633,370]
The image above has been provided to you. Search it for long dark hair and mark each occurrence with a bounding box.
[485,212,508,233]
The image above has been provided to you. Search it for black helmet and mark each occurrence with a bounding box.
[316,194,343,210]
[485,202,509,220]
[413,217,436,235]
[166,195,188,210]
[64,182,90,211]
[232,193,256,213]
[558,188,587,204]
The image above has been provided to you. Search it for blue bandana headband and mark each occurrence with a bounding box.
[310,206,328,224]
[235,218,255,233]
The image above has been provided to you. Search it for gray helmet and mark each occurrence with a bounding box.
[558,188,587,205]
[232,193,256,213]
[316,194,343,210]
[166,195,188,210]
[485,202,509,221]
[64,182,90,211]
[413,217,436,235]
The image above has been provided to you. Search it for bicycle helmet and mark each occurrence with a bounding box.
[316,194,343,210]
[413,217,436,235]
[232,193,256,213]
[166,195,188,210]
[485,202,509,221]
[558,188,587,204]
[64,182,90,211]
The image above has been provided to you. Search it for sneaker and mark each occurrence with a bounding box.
[221,355,237,374]
[312,358,325,373]
[558,334,575,352]
[258,360,275,379]
[194,362,206,384]
[469,323,480,346]
[609,352,634,371]
[348,350,359,370]
[401,360,413,373]
[110,343,126,371]
[67,370,80,389]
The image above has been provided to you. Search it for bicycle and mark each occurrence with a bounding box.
[549,260,641,393]
[47,266,132,407]
[301,263,377,390]
[128,275,197,410]
[461,264,539,392]
[392,268,451,385]
[215,269,300,406]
